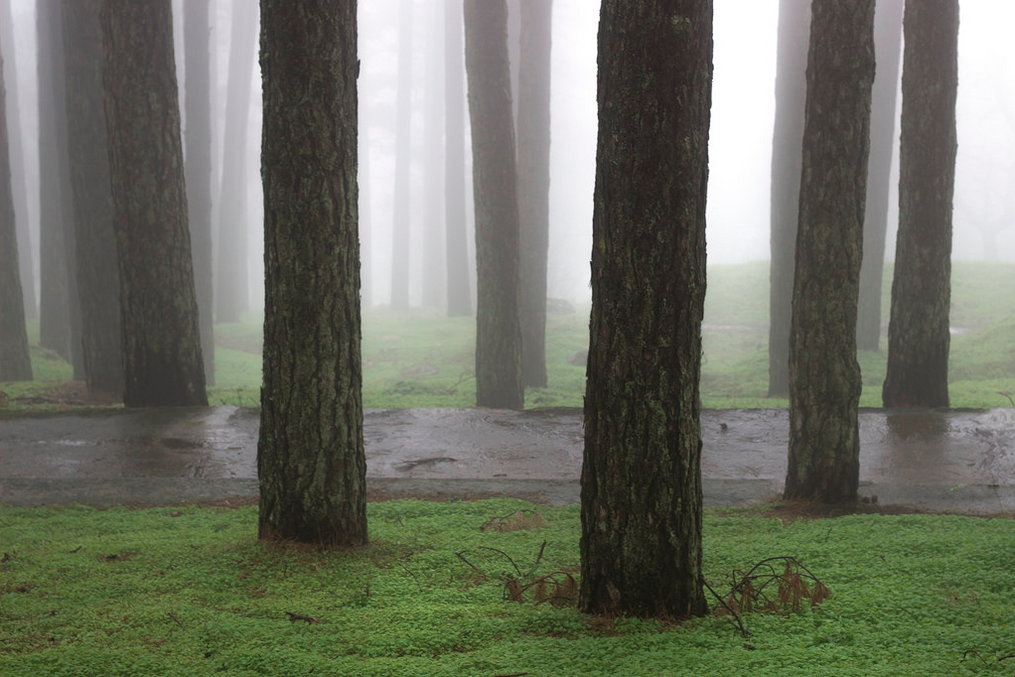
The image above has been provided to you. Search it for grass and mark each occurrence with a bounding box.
[1,499,1013,675]
[3,261,1015,411]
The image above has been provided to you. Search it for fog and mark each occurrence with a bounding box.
[8,1,1015,308]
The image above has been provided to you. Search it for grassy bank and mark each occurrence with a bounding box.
[2,499,1012,675]
[4,261,1014,411]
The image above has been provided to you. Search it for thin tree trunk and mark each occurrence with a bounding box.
[445,0,471,317]
[422,2,444,309]
[390,0,413,311]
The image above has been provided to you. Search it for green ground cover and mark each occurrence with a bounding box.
[1,499,1012,676]
[4,261,1014,411]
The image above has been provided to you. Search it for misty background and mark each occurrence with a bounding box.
[6,0,1014,309]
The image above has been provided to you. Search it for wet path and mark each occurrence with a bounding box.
[1,407,1012,512]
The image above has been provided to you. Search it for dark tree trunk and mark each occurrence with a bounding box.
[100,0,207,408]
[856,0,903,351]
[0,26,31,382]
[359,111,373,308]
[785,0,874,503]
[422,2,444,309]
[767,0,810,398]
[185,0,215,386]
[580,0,711,618]
[0,0,36,321]
[881,0,958,409]
[61,0,123,396]
[517,0,552,389]
[215,0,256,323]
[258,0,367,547]
[390,0,412,311]
[464,0,523,410]
[445,0,471,317]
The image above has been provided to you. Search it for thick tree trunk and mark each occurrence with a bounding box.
[881,0,958,409]
[785,0,874,503]
[517,0,552,389]
[580,0,711,618]
[464,0,524,410]
[185,0,215,386]
[100,0,207,408]
[445,0,472,317]
[390,0,412,311]
[0,27,31,382]
[258,0,367,547]
[61,0,123,396]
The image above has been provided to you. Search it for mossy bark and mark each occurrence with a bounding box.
[882,0,958,409]
[785,0,875,503]
[100,0,207,407]
[580,1,712,618]
[258,0,367,547]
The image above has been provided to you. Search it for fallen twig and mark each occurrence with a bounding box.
[285,611,320,624]
[168,612,185,630]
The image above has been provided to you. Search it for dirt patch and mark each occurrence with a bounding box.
[732,499,1015,523]
[3,381,121,409]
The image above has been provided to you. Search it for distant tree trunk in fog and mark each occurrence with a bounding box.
[215,0,256,323]
[258,0,367,547]
[0,29,31,382]
[464,0,523,410]
[517,0,552,389]
[100,0,207,407]
[0,0,36,321]
[882,0,958,409]
[856,0,903,352]
[359,114,373,308]
[61,0,123,396]
[581,0,711,619]
[767,0,810,398]
[785,0,874,504]
[506,0,520,124]
[185,0,215,386]
[445,0,471,317]
[422,2,444,309]
[390,0,412,311]
[38,0,81,374]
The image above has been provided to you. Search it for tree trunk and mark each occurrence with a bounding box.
[580,0,711,618]
[215,0,256,323]
[856,0,903,352]
[464,0,523,410]
[422,1,445,309]
[445,0,472,317]
[100,0,207,408]
[185,0,215,386]
[0,25,31,382]
[784,0,874,503]
[61,0,123,396]
[517,0,552,389]
[881,0,958,409]
[258,0,367,547]
[767,0,810,398]
[359,110,373,308]
[390,0,413,311]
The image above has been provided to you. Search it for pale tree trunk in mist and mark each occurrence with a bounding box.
[856,0,903,352]
[0,0,35,321]
[390,0,412,311]
[785,0,874,504]
[185,0,215,385]
[882,0,958,409]
[216,0,256,323]
[517,0,552,389]
[422,2,445,309]
[61,0,123,396]
[464,0,523,410]
[767,0,810,398]
[445,0,471,316]
[0,27,31,382]
[101,0,207,407]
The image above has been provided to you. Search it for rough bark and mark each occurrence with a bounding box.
[464,0,523,410]
[881,0,958,409]
[0,27,31,382]
[445,0,472,317]
[580,0,711,618]
[856,0,903,351]
[184,0,215,386]
[517,0,552,389]
[390,0,412,311]
[100,0,207,408]
[61,0,123,396]
[258,0,367,547]
[784,0,874,503]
